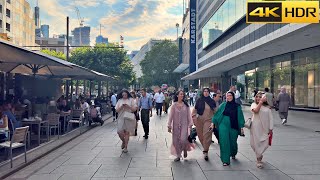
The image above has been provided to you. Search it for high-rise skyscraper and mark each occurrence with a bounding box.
[72,26,90,46]
[96,35,108,45]
[34,6,40,28]
[35,28,42,37]
[41,25,49,38]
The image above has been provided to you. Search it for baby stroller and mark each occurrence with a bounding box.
[89,105,104,126]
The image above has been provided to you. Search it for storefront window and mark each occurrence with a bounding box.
[256,59,271,91]
[293,47,320,108]
[245,69,256,103]
[272,55,291,98]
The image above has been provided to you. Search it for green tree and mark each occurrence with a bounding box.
[69,44,135,88]
[41,49,66,60]
[140,40,180,87]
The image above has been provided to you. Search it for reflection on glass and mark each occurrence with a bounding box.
[202,0,246,48]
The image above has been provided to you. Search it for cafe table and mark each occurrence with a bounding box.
[22,118,48,146]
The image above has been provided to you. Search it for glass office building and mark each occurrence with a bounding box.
[182,0,320,109]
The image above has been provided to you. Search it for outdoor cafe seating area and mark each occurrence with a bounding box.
[0,39,113,167]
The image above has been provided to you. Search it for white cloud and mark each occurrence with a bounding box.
[94,0,182,50]
[38,0,183,50]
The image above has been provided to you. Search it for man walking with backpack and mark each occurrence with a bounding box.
[139,88,153,139]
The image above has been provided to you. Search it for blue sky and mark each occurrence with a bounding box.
[27,0,183,51]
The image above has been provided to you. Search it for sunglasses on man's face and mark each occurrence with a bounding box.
[256,96,262,98]
[203,91,209,92]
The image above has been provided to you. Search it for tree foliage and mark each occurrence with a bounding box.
[140,40,180,87]
[41,49,66,60]
[69,44,135,88]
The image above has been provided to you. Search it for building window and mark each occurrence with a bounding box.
[0,19,2,29]
[0,4,2,13]
[202,0,246,48]
[6,9,10,18]
[6,23,10,32]
[6,0,10,4]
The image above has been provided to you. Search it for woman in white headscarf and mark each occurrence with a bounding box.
[250,92,274,168]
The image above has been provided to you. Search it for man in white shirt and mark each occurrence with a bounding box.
[228,86,241,105]
[111,92,118,121]
[189,91,195,106]
[154,90,165,116]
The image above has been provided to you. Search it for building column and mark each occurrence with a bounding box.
[70,80,74,97]
[89,81,92,97]
[98,81,101,98]
[221,73,231,93]
[75,80,79,96]
[290,53,295,106]
[270,58,275,94]
[65,80,69,101]
[83,80,86,97]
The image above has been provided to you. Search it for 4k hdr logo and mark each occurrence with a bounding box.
[247,1,319,23]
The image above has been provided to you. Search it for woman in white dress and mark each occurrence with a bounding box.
[116,90,137,153]
[250,92,274,168]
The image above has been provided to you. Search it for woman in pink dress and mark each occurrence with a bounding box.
[168,90,194,161]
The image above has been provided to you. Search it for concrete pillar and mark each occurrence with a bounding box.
[98,81,101,98]
[221,73,231,93]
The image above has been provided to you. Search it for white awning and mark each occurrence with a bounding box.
[173,63,189,73]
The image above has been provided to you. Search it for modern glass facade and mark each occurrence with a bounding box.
[228,46,320,108]
[202,0,246,48]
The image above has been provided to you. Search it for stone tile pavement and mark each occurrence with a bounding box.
[5,106,320,180]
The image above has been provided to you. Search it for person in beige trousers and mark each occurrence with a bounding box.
[192,88,216,161]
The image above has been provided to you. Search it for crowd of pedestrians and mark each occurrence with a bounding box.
[111,85,290,169]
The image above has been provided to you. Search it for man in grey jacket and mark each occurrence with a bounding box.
[276,87,291,125]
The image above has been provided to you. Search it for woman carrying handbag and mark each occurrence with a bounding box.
[168,90,195,161]
[250,92,274,168]
[116,90,137,153]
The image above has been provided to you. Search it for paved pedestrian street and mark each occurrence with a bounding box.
[6,107,320,180]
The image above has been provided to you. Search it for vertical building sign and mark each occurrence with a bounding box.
[189,0,197,73]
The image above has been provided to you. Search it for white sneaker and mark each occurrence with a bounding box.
[282,119,287,125]
[123,148,128,153]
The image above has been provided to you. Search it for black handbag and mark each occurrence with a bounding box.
[134,110,140,120]
[188,127,197,143]
[213,125,219,143]
[274,102,279,111]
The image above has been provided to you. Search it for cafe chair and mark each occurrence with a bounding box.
[42,113,61,140]
[68,109,84,133]
[0,126,29,168]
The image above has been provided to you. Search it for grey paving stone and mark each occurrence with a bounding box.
[63,155,96,165]
[289,175,320,180]
[90,157,131,166]
[172,160,207,180]
[129,157,156,168]
[58,173,95,180]
[96,148,123,158]
[249,169,293,180]
[157,159,174,168]
[92,165,127,178]
[140,177,173,180]
[91,178,140,180]
[204,170,258,180]
[126,167,172,177]
[51,165,101,174]
[27,173,62,180]
[35,156,71,174]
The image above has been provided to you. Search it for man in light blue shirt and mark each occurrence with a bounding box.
[111,92,118,121]
[139,88,153,139]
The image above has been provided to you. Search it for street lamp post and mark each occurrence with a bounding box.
[176,23,179,40]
